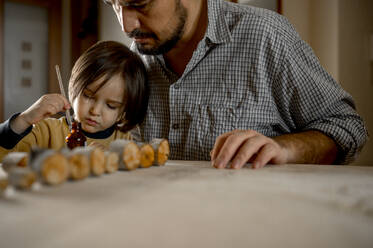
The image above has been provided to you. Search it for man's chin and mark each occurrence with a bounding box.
[136,43,163,55]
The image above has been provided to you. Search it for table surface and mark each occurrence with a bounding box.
[1,161,373,248]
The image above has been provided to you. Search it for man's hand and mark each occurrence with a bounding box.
[210,129,338,169]
[210,130,288,169]
[11,94,70,134]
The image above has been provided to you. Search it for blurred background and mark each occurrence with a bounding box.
[0,0,372,165]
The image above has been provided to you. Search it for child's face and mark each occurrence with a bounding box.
[73,73,125,133]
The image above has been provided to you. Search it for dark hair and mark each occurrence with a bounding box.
[69,40,149,132]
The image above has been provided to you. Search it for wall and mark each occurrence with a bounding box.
[338,0,373,165]
[281,0,311,44]
[98,1,131,46]
[282,0,339,80]
[61,0,71,87]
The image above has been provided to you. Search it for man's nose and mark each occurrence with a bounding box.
[120,8,141,34]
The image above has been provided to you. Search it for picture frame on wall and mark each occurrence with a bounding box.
[226,0,282,14]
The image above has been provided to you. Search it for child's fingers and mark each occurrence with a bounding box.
[57,94,71,109]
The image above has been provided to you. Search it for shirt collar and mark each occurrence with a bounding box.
[205,0,232,45]
[83,125,116,139]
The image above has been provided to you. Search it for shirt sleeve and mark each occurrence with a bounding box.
[0,113,33,149]
[274,38,368,164]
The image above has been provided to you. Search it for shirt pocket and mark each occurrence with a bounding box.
[189,104,237,160]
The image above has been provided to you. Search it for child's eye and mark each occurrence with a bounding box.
[107,104,118,110]
[83,92,93,99]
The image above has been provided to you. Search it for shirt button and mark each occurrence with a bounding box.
[174,84,180,89]
[172,123,179,129]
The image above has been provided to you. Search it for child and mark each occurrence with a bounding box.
[0,41,149,161]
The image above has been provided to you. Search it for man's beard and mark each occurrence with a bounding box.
[128,1,187,55]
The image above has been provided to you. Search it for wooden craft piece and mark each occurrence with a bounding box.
[61,149,90,180]
[104,151,119,173]
[109,140,140,170]
[136,142,155,168]
[2,152,28,172]
[150,139,170,166]
[29,148,69,185]
[72,147,105,176]
[8,167,37,190]
[0,178,8,193]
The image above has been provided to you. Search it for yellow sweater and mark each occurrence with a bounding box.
[0,117,131,161]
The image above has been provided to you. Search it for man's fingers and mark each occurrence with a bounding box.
[230,135,268,169]
[212,130,258,169]
[252,141,288,169]
[251,143,276,169]
[210,131,237,161]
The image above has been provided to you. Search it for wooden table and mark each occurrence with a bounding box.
[1,161,373,248]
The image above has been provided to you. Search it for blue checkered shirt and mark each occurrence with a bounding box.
[133,0,367,164]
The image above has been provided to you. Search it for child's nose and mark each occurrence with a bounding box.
[89,102,101,116]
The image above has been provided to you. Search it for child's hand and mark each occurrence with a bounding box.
[11,94,70,134]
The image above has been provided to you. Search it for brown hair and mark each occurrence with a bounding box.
[69,40,149,132]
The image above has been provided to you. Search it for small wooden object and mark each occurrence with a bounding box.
[29,148,69,185]
[2,152,28,172]
[72,147,105,176]
[150,139,170,166]
[0,178,8,193]
[8,167,37,190]
[61,149,90,180]
[104,151,119,173]
[109,140,140,170]
[137,142,155,168]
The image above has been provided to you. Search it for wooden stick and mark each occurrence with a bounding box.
[150,139,170,166]
[104,151,119,173]
[8,167,37,190]
[2,152,28,172]
[72,147,105,176]
[29,148,69,185]
[109,140,140,170]
[136,142,155,168]
[55,65,72,130]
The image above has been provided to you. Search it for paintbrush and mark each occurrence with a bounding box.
[55,65,72,130]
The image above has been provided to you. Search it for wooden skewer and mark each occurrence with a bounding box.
[29,148,70,185]
[136,142,155,168]
[2,152,28,172]
[109,140,140,170]
[150,138,170,166]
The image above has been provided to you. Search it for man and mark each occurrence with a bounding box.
[104,0,367,169]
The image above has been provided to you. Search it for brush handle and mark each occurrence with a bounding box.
[55,65,72,130]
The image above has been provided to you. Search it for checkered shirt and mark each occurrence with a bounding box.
[133,0,368,163]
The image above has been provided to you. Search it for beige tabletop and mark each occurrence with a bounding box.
[1,161,373,248]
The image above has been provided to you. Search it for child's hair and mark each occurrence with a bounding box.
[68,40,149,132]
